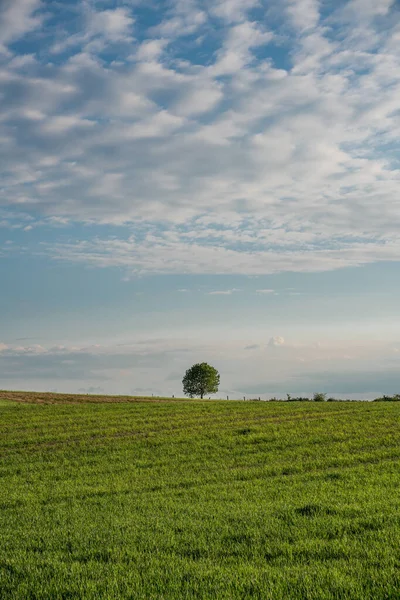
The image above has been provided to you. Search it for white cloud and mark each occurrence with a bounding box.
[0,0,43,50]
[39,229,400,275]
[210,0,261,24]
[50,6,135,56]
[268,336,285,347]
[151,0,206,38]
[343,0,395,20]
[88,8,135,41]
[124,110,185,139]
[21,108,45,121]
[0,0,399,277]
[285,0,320,31]
[135,39,167,62]
[1,337,399,396]
[12,344,46,354]
[8,54,36,68]
[42,116,95,134]
[173,82,223,116]
[211,20,273,75]
[207,288,241,295]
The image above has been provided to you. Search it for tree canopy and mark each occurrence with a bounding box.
[182,362,220,399]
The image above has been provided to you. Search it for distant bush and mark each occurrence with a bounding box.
[285,395,314,402]
[281,394,369,402]
[373,394,400,402]
[326,397,351,402]
[286,394,311,401]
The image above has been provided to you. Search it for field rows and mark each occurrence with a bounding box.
[0,398,399,599]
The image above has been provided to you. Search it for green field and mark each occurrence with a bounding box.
[0,395,399,599]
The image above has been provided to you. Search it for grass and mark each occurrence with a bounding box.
[0,390,188,404]
[0,394,399,599]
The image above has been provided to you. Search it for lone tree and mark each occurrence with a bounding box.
[182,362,220,399]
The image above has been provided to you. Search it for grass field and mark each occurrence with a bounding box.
[0,393,399,599]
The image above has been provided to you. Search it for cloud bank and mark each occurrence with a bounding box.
[1,337,399,397]
[0,0,399,275]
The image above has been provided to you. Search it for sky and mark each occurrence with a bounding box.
[1,0,400,399]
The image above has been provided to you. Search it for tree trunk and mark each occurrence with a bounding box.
[200,392,204,399]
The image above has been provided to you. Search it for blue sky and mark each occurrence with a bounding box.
[1,0,400,398]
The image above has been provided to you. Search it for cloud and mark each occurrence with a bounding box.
[210,20,273,76]
[0,0,43,50]
[256,289,275,294]
[293,368,400,395]
[207,288,241,295]
[42,116,95,134]
[135,39,167,62]
[152,0,206,38]
[50,6,135,55]
[210,0,261,24]
[268,336,285,347]
[88,8,135,42]
[0,343,174,381]
[78,386,105,394]
[40,231,400,275]
[236,342,400,396]
[124,110,185,139]
[1,337,398,396]
[342,0,395,21]
[285,0,320,31]
[0,0,400,277]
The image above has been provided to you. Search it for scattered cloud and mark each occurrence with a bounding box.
[88,8,135,42]
[286,0,320,32]
[293,368,400,395]
[0,0,43,50]
[1,337,399,396]
[38,231,400,275]
[1,0,400,396]
[0,342,174,381]
[0,0,399,275]
[207,288,241,295]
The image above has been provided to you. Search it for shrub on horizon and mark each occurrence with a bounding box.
[373,394,400,402]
